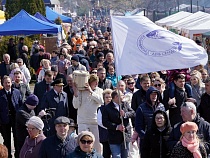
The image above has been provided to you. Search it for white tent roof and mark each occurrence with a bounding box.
[183,20,210,39]
[168,11,210,30]
[155,11,192,27]
[135,11,144,16]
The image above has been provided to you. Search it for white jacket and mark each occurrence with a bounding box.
[20,64,31,84]
[73,87,103,124]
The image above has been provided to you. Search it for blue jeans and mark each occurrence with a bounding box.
[109,142,129,158]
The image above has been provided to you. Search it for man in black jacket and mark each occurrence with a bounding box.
[34,70,53,115]
[102,90,135,158]
[39,116,77,158]
[198,77,210,123]
[167,102,210,155]
[16,94,39,156]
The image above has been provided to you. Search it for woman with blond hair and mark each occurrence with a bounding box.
[170,122,207,158]
[190,70,205,106]
[73,74,104,154]
[97,89,112,158]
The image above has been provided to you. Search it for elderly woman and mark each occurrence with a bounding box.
[73,74,104,154]
[190,70,205,106]
[66,131,103,158]
[97,89,112,158]
[170,122,207,158]
[19,116,46,158]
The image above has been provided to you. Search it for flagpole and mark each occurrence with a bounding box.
[111,16,126,149]
[116,76,127,149]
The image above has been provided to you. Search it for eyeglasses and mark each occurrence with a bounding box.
[17,62,22,63]
[80,140,93,144]
[154,84,161,87]
[91,71,97,74]
[127,82,134,85]
[155,117,164,120]
[26,127,37,131]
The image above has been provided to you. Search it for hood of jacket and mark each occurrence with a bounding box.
[146,86,161,106]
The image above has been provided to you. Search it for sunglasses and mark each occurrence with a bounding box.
[154,84,161,87]
[80,140,93,144]
[127,82,134,85]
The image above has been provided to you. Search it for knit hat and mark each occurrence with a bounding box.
[71,55,79,62]
[77,131,95,144]
[26,116,44,130]
[25,94,39,106]
[180,122,198,134]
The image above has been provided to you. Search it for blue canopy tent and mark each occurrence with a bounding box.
[34,12,55,24]
[46,6,72,23]
[0,9,62,35]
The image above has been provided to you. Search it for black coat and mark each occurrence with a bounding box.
[63,85,77,123]
[170,141,207,158]
[142,110,171,158]
[102,101,135,144]
[167,114,210,154]
[34,79,52,115]
[39,134,77,158]
[163,88,188,126]
[16,104,35,150]
[0,88,22,124]
[198,92,210,123]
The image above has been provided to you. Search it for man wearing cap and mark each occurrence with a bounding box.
[51,65,67,86]
[34,70,53,115]
[16,94,39,156]
[66,55,86,76]
[167,102,210,155]
[0,76,22,158]
[39,116,77,158]
[39,78,68,136]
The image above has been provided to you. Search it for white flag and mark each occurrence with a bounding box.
[111,15,208,76]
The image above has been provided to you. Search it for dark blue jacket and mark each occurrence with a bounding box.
[167,114,210,154]
[98,105,109,143]
[40,89,68,136]
[0,88,22,124]
[34,79,52,115]
[39,134,77,158]
[135,86,161,139]
[66,146,103,158]
[102,101,135,144]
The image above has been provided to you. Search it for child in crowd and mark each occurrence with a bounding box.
[68,118,78,139]
[57,53,70,77]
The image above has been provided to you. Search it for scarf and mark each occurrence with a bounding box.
[181,136,202,158]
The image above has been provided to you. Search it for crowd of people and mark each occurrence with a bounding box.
[0,16,210,158]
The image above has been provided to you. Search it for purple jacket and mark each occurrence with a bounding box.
[19,133,46,158]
